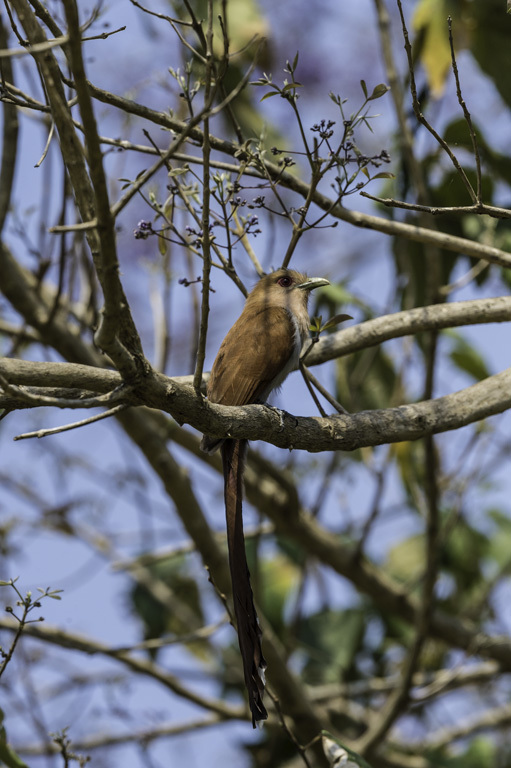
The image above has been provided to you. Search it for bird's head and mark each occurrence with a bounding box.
[246,268,330,313]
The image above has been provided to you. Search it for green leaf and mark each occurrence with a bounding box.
[246,547,299,632]
[321,313,353,331]
[487,509,511,568]
[203,0,269,63]
[360,79,368,99]
[260,91,279,102]
[275,536,307,568]
[317,282,358,308]
[471,0,511,112]
[321,731,373,768]
[361,167,370,178]
[298,609,365,684]
[168,166,189,177]
[158,235,167,257]
[371,171,395,180]
[367,83,389,100]
[448,330,491,381]
[129,555,206,661]
[309,315,323,333]
[438,735,497,768]
[444,117,511,189]
[0,709,29,768]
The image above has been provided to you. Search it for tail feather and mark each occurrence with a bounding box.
[222,439,267,727]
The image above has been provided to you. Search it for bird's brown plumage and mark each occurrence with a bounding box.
[201,268,329,725]
[206,304,296,406]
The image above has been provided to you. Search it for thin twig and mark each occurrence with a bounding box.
[34,120,55,167]
[360,192,511,219]
[448,16,482,203]
[300,364,349,415]
[0,366,130,408]
[0,33,69,57]
[113,522,274,570]
[111,616,229,654]
[15,716,223,755]
[193,0,214,394]
[266,687,313,768]
[299,361,327,417]
[438,259,489,296]
[352,450,390,560]
[13,404,128,441]
[395,0,476,204]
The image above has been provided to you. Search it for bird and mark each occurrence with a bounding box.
[201,267,329,726]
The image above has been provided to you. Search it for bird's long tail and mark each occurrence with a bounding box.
[222,438,268,727]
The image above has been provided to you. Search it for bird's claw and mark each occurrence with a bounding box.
[264,404,289,431]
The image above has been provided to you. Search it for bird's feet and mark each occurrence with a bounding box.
[264,404,295,431]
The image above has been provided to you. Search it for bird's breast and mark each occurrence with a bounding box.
[262,307,306,397]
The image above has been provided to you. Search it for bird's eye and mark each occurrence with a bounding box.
[277,276,292,288]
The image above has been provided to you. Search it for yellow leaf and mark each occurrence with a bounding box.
[386,534,425,583]
[413,0,452,97]
[193,0,269,59]
[158,235,167,257]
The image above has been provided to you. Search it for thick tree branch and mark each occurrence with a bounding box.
[63,1,141,372]
[0,16,19,235]
[86,365,511,452]
[2,353,511,454]
[307,296,511,365]
[10,0,145,375]
[1,294,510,442]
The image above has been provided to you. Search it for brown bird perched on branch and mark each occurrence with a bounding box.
[200,268,329,726]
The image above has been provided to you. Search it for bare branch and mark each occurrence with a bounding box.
[13,404,128,441]
[0,32,69,57]
[395,0,476,204]
[448,15,482,202]
[418,703,511,751]
[0,615,243,719]
[193,0,214,393]
[360,192,511,219]
[16,716,223,755]
[307,297,511,365]
[62,1,143,373]
[0,15,19,235]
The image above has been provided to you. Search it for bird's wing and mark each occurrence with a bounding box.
[207,305,296,406]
